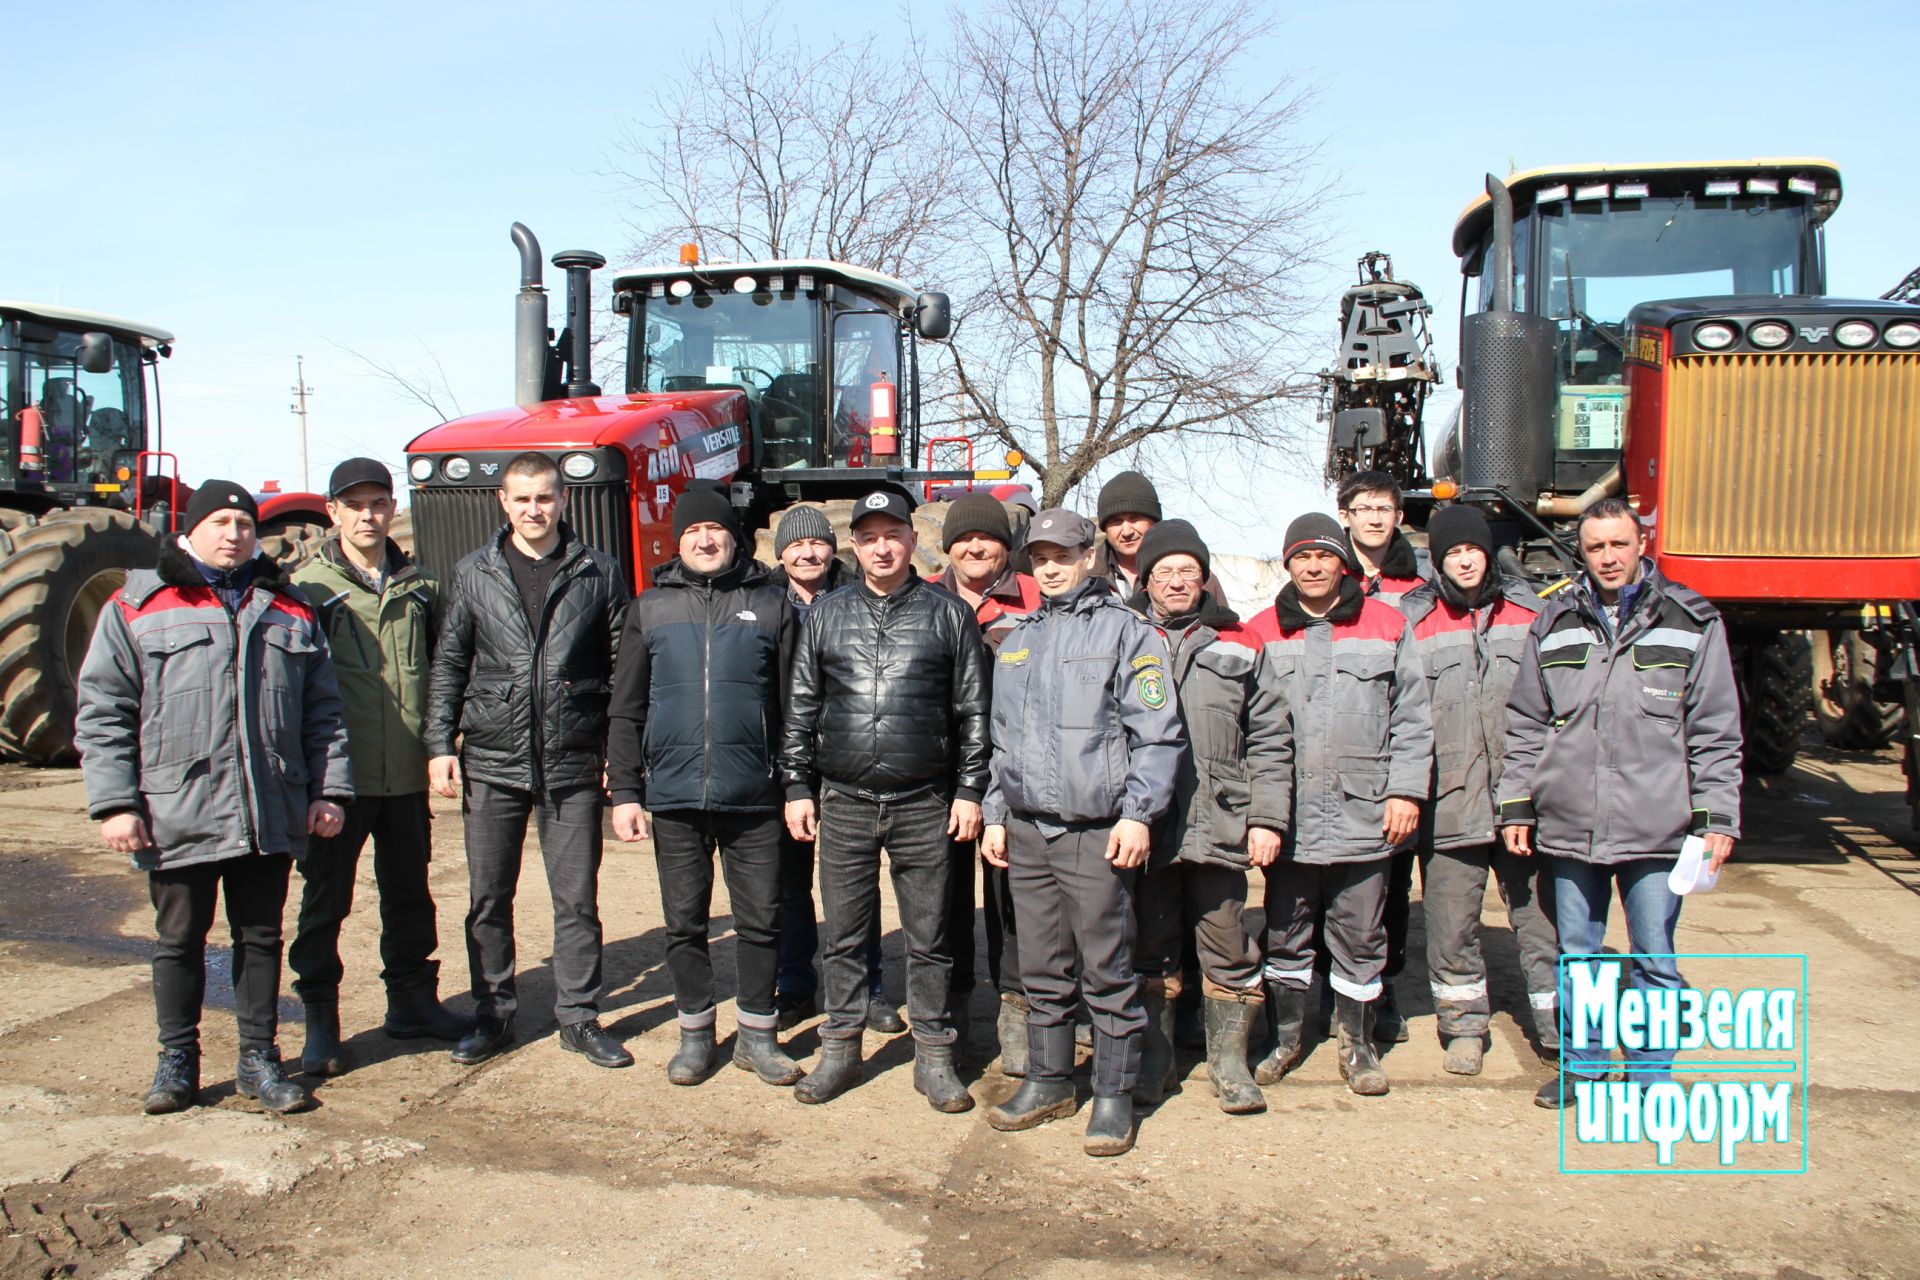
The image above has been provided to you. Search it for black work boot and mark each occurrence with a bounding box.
[1372,980,1409,1044]
[1133,977,1178,1105]
[1204,992,1267,1115]
[996,993,1029,1078]
[559,1018,634,1068]
[667,1023,716,1085]
[866,1002,906,1035]
[236,1047,313,1114]
[794,1034,863,1105]
[1334,993,1389,1096]
[1085,1029,1141,1156]
[988,1022,1077,1131]
[384,980,473,1042]
[913,1040,975,1113]
[300,995,346,1077]
[144,1048,199,1115]
[733,1024,805,1086]
[1253,981,1307,1085]
[452,1014,514,1065]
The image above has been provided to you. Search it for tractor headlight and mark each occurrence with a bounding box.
[1747,321,1792,349]
[408,456,435,483]
[1835,320,1877,348]
[443,456,472,482]
[1693,322,1738,351]
[1885,321,1920,349]
[561,452,598,481]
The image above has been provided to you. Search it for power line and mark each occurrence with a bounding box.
[289,356,315,492]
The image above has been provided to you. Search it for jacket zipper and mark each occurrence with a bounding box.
[230,593,258,851]
[700,579,713,807]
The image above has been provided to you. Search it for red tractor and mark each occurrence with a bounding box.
[404,226,1019,590]
[0,301,331,763]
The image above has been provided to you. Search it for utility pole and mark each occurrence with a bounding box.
[290,356,314,492]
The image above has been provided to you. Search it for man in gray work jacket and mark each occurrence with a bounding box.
[1499,498,1742,1109]
[981,508,1187,1157]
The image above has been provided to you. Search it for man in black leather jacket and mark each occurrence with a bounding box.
[780,490,992,1112]
[425,453,631,1069]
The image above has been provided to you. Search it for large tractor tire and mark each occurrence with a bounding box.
[389,507,413,558]
[258,517,330,573]
[0,508,161,765]
[1739,631,1814,776]
[1812,629,1904,750]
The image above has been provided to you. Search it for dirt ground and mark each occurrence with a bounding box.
[2,739,1917,1280]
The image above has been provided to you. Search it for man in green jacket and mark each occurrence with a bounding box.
[289,459,469,1075]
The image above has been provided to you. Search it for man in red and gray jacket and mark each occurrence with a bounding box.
[1245,513,1431,1097]
[1399,506,1559,1076]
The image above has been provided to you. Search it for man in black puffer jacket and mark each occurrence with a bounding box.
[606,486,803,1090]
[425,452,631,1070]
[781,489,992,1112]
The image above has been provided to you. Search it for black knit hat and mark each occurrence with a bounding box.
[672,484,741,542]
[1282,512,1352,568]
[941,493,1013,550]
[1097,470,1162,525]
[1137,518,1210,581]
[184,480,259,534]
[1427,505,1494,568]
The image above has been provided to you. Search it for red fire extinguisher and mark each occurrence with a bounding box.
[868,374,898,458]
[17,406,45,474]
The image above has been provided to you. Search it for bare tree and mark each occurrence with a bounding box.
[609,3,956,277]
[934,0,1331,506]
[332,341,465,424]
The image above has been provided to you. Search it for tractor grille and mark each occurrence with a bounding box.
[409,482,633,584]
[1663,352,1920,558]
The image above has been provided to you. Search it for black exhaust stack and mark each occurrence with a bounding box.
[551,249,607,399]
[1459,174,1556,500]
[511,223,550,407]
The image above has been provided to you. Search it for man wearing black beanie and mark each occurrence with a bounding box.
[1091,470,1163,596]
[1399,505,1557,1077]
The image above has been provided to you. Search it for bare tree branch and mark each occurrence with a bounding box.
[330,340,464,423]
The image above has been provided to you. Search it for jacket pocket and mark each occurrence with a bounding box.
[259,624,317,738]
[1208,763,1251,850]
[1059,655,1110,730]
[140,752,209,796]
[1336,757,1389,847]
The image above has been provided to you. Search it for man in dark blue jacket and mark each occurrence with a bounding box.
[607,487,802,1088]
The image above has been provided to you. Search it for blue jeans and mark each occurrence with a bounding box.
[775,833,883,1002]
[1548,855,1684,1083]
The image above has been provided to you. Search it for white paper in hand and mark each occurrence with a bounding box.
[1667,834,1720,896]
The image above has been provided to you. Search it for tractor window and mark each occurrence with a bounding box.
[829,310,901,467]
[634,289,822,468]
[0,324,142,487]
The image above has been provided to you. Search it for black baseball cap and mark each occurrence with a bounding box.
[850,489,914,529]
[328,457,394,499]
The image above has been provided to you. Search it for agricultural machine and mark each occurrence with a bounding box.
[1323,158,1920,816]
[0,302,329,764]
[404,226,1021,589]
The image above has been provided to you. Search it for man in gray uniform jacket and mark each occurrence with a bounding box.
[982,509,1187,1157]
[1499,498,1741,1109]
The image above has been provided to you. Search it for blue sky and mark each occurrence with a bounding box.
[6,1,1914,555]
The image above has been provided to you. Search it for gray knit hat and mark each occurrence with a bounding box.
[774,505,836,556]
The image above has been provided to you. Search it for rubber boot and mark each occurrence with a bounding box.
[733,1024,805,1086]
[1132,977,1178,1105]
[144,1048,198,1115]
[996,993,1029,1078]
[1203,992,1267,1115]
[794,1034,863,1105]
[1531,999,1562,1062]
[236,1047,313,1114]
[1253,981,1307,1085]
[1444,1036,1485,1076]
[988,1022,1077,1131]
[667,1024,716,1086]
[913,1041,975,1113]
[300,996,346,1077]
[1372,980,1409,1044]
[384,977,473,1042]
[1084,1029,1140,1156]
[1333,993,1389,1096]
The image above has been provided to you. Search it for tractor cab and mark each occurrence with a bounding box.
[0,302,172,508]
[613,258,949,476]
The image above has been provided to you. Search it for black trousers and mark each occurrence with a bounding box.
[148,854,291,1053]
[463,780,606,1027]
[947,838,977,995]
[1007,816,1145,1039]
[1134,860,1261,991]
[982,862,1023,996]
[651,809,783,1017]
[289,791,440,1001]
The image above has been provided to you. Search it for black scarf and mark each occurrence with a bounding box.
[1129,586,1240,632]
[1274,574,1364,630]
[1436,570,1503,612]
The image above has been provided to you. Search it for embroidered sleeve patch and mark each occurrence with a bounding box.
[1137,668,1167,708]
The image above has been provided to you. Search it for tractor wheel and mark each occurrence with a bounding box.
[389,507,414,558]
[0,509,38,559]
[258,518,330,572]
[1812,629,1904,750]
[753,499,963,578]
[1740,631,1814,776]
[0,508,161,765]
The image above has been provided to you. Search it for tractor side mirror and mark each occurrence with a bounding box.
[915,292,952,340]
[79,332,114,374]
